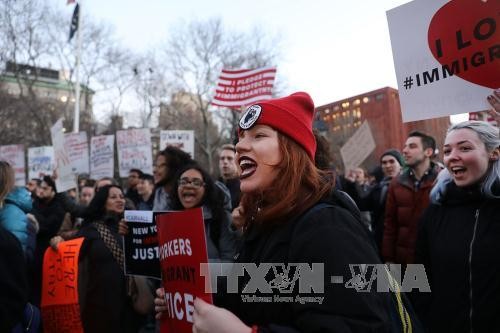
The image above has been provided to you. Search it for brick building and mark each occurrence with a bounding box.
[314,87,450,172]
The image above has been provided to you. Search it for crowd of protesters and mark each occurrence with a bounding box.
[0,89,499,332]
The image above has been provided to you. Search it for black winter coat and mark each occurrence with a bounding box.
[219,192,395,332]
[33,195,67,247]
[356,177,393,253]
[31,195,67,305]
[223,177,241,210]
[0,224,28,332]
[76,218,144,333]
[415,181,500,333]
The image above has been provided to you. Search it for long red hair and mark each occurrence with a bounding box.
[240,133,334,229]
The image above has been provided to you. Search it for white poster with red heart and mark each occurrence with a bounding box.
[387,0,499,122]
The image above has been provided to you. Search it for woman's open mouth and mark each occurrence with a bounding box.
[239,156,257,180]
[450,166,467,177]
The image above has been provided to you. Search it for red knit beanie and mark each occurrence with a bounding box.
[239,92,316,161]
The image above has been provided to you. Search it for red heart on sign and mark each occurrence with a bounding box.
[427,0,500,89]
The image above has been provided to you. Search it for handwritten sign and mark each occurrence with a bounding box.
[340,121,376,171]
[64,132,89,175]
[28,146,54,180]
[116,128,153,177]
[386,0,497,122]
[160,130,195,158]
[157,208,212,333]
[51,118,76,192]
[90,135,115,180]
[123,210,161,279]
[0,144,26,186]
[41,238,84,333]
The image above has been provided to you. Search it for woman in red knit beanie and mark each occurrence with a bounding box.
[156,92,415,332]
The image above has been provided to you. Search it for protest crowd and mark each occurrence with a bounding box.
[0,87,498,332]
[0,1,499,330]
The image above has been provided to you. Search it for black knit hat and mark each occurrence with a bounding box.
[380,149,405,167]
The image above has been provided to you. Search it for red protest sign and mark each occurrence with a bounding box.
[156,208,212,333]
[428,0,499,89]
[41,237,84,333]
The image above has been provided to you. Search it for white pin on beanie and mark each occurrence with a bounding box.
[239,92,317,161]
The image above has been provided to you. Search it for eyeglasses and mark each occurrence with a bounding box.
[178,177,205,188]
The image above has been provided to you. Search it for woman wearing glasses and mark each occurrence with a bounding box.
[154,164,237,313]
[170,163,236,262]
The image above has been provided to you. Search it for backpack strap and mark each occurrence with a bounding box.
[384,265,413,333]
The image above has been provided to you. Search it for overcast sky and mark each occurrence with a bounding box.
[57,0,468,122]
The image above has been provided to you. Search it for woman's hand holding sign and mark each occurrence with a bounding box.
[154,287,167,320]
[192,298,251,333]
[155,289,252,332]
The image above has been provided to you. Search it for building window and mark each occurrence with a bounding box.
[375,93,384,101]
[342,102,350,109]
[352,108,361,118]
[363,96,370,103]
[324,108,330,114]
[353,99,361,105]
[334,105,340,111]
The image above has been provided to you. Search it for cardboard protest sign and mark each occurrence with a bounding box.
[64,131,90,175]
[160,130,195,158]
[51,118,77,192]
[340,121,376,171]
[123,210,161,279]
[116,128,153,178]
[41,238,84,333]
[90,135,115,180]
[28,146,54,180]
[157,208,212,333]
[0,144,26,186]
[387,0,498,122]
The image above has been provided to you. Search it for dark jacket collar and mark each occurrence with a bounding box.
[398,162,440,190]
